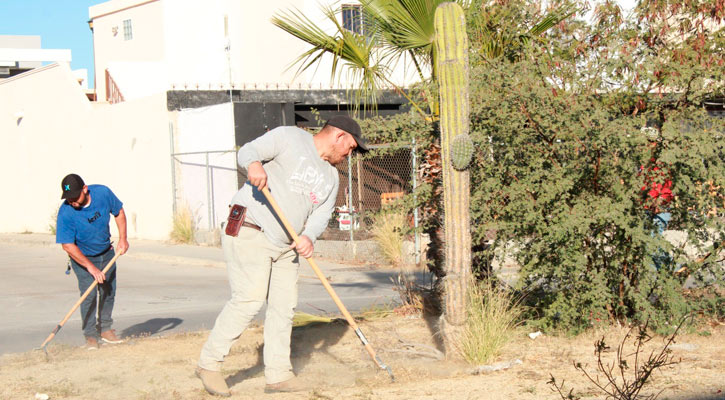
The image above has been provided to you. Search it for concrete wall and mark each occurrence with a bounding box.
[0,35,42,69]
[0,63,174,240]
[89,0,419,99]
[90,0,165,100]
[173,102,237,231]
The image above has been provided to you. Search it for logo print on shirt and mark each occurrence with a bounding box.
[288,156,332,202]
[87,211,101,223]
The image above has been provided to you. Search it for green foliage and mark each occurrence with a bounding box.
[464,0,725,333]
[370,209,407,266]
[359,0,725,334]
[459,280,524,364]
[169,205,195,244]
[48,205,60,235]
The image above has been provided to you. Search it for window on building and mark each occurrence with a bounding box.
[123,19,133,40]
[342,4,362,34]
[342,4,375,38]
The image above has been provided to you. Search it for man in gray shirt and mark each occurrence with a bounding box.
[196,116,368,396]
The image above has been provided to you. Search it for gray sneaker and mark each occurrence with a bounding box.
[195,367,231,397]
[264,376,309,394]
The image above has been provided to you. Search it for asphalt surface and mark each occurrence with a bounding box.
[0,234,423,355]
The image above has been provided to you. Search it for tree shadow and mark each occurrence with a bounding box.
[120,318,183,338]
[225,318,349,388]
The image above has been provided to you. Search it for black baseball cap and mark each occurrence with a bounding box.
[61,173,85,200]
[324,115,369,153]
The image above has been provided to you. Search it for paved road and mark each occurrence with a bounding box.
[0,241,415,355]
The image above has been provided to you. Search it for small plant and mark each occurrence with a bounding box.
[370,209,407,266]
[549,315,690,400]
[169,204,195,244]
[458,280,524,364]
[48,205,60,235]
[391,273,438,317]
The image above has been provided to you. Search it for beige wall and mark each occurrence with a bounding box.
[0,63,173,239]
[88,0,418,97]
[90,0,164,100]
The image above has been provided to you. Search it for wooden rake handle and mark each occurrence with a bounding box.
[261,187,393,379]
[40,251,122,349]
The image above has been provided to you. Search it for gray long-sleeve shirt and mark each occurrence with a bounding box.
[230,126,339,248]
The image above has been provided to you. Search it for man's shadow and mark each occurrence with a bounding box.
[120,318,183,338]
[226,318,348,388]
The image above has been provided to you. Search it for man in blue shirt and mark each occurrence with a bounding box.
[56,173,129,349]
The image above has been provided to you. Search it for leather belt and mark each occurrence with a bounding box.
[242,221,262,231]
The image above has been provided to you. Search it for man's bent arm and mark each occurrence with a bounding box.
[114,208,129,255]
[301,182,339,243]
[61,243,105,283]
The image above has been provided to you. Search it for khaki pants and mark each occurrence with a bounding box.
[198,226,299,384]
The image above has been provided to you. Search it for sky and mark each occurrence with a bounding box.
[0,0,107,88]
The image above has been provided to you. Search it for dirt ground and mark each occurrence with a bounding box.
[1,315,723,400]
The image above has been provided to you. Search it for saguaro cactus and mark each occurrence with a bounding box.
[434,2,472,357]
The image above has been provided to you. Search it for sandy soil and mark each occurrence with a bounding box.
[1,315,723,400]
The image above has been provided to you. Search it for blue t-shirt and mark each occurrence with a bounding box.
[56,184,123,256]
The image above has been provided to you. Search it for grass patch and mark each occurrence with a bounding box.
[370,210,407,266]
[48,204,60,234]
[169,204,195,244]
[459,280,524,365]
[357,302,396,321]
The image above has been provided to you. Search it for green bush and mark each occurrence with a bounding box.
[459,280,523,364]
[361,0,725,334]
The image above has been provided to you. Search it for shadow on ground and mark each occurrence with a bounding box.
[225,319,348,388]
[121,317,183,338]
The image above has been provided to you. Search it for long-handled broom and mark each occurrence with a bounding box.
[261,187,395,382]
[39,251,122,358]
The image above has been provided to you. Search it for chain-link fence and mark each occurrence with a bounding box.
[321,144,416,237]
[171,142,421,261]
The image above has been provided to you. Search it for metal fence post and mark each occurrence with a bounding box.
[206,152,212,231]
[348,153,354,245]
[169,122,177,215]
[412,139,421,265]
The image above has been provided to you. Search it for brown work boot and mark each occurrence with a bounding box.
[100,329,124,344]
[84,336,99,350]
[195,367,231,397]
[264,376,309,394]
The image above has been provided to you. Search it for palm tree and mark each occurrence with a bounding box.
[273,0,577,357]
[272,0,577,116]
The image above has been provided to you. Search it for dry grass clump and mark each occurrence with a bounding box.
[459,280,524,365]
[370,210,407,266]
[169,204,195,244]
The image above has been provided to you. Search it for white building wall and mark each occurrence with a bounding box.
[90,0,419,96]
[90,0,165,100]
[174,103,237,232]
[0,63,173,239]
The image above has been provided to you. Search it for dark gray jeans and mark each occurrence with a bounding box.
[70,248,117,338]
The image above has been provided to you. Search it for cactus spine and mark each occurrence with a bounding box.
[434,2,472,357]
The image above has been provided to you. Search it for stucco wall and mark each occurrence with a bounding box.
[0,63,173,240]
[88,0,419,98]
[174,102,237,232]
[90,0,164,100]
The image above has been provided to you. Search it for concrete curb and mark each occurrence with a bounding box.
[0,234,408,285]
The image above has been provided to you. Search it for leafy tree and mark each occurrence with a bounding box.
[363,0,724,334]
[466,0,725,333]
